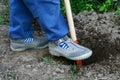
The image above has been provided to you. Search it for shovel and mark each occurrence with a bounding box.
[64,0,82,66]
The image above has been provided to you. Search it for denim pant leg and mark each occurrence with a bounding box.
[9,0,34,39]
[22,0,69,41]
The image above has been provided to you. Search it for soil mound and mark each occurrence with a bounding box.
[74,11,120,64]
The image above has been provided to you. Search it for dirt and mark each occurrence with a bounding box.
[0,11,120,80]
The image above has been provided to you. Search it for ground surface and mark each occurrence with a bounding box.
[0,12,120,80]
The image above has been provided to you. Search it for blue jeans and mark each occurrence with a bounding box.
[9,0,69,41]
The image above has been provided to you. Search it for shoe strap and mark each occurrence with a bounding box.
[24,37,34,43]
[57,39,69,49]
[59,42,69,49]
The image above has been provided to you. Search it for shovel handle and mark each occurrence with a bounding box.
[64,0,77,41]
[64,0,82,66]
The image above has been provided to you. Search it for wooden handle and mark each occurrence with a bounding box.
[64,0,82,66]
[64,0,77,41]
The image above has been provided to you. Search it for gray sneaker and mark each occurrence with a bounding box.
[49,36,92,60]
[10,36,48,51]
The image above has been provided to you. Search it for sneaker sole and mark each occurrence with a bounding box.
[68,51,92,60]
[10,44,48,52]
[49,50,92,60]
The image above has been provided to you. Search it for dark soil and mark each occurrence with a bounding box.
[0,11,120,80]
[74,11,120,64]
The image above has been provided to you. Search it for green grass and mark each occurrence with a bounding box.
[41,56,59,66]
[4,72,15,80]
[61,0,118,14]
[31,77,37,80]
[0,1,9,25]
[116,7,120,15]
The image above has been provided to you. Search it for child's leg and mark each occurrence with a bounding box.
[9,0,48,51]
[22,0,69,41]
[9,0,34,39]
[21,0,92,60]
